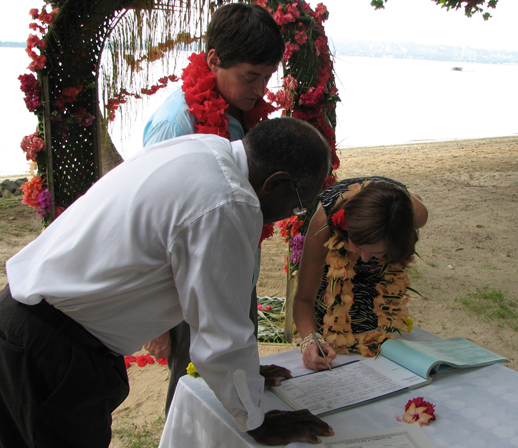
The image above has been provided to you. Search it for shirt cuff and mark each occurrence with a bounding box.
[232,369,265,432]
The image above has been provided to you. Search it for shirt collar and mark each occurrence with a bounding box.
[230,140,249,180]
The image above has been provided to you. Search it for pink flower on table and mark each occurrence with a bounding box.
[398,397,436,426]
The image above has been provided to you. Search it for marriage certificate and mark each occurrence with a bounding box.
[271,357,426,415]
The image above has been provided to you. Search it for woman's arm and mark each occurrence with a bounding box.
[410,191,428,228]
[293,204,337,370]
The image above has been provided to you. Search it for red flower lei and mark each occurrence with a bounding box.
[181,51,276,244]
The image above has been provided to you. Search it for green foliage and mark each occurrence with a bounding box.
[257,296,289,343]
[456,285,518,331]
[371,0,498,19]
[111,414,165,448]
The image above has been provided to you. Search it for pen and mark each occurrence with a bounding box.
[311,331,332,370]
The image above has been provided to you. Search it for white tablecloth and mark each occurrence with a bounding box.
[159,328,518,447]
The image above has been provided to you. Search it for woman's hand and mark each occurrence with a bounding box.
[302,341,337,371]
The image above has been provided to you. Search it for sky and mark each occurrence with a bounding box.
[3,0,518,52]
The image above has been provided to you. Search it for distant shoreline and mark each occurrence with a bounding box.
[3,134,517,183]
[0,42,25,48]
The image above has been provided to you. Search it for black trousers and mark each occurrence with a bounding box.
[0,286,129,448]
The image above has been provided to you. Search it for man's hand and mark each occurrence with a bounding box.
[260,364,292,387]
[143,331,171,359]
[247,409,334,445]
[302,342,337,371]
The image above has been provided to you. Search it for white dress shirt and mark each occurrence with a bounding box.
[7,133,265,431]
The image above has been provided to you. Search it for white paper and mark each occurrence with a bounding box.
[272,357,427,415]
[286,425,437,448]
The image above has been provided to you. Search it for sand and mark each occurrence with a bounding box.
[1,135,517,446]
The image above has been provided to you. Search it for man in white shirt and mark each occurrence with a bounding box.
[0,117,334,447]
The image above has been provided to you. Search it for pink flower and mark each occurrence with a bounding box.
[20,131,45,161]
[28,54,46,72]
[314,3,329,21]
[27,34,46,50]
[294,29,308,45]
[283,42,300,62]
[19,73,42,112]
[398,397,436,426]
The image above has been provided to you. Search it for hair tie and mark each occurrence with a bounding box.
[331,209,347,231]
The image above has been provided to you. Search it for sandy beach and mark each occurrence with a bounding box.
[1,135,517,446]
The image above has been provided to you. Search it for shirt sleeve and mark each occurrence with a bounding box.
[143,90,197,146]
[169,201,265,432]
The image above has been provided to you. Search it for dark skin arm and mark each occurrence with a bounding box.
[260,364,292,386]
[248,409,334,445]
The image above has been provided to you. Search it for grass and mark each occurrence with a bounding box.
[111,414,164,448]
[456,285,518,331]
[0,196,42,238]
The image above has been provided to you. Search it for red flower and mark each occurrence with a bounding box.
[283,42,300,62]
[28,54,46,72]
[136,355,147,367]
[62,85,83,102]
[27,34,46,50]
[21,175,44,209]
[294,29,308,45]
[253,0,272,13]
[259,223,274,246]
[399,397,436,426]
[405,397,436,417]
[182,51,274,139]
[331,209,347,231]
[19,73,42,112]
[314,3,329,21]
[273,5,297,25]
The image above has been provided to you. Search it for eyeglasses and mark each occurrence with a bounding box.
[292,181,307,217]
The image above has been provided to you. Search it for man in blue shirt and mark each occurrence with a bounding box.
[142,2,286,415]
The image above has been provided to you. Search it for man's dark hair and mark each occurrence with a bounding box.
[244,118,331,193]
[206,3,285,68]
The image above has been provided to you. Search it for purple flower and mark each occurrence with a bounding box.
[37,189,53,218]
[289,234,305,265]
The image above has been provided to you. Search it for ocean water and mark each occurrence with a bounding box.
[2,47,518,176]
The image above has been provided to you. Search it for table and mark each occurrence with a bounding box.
[158,328,518,447]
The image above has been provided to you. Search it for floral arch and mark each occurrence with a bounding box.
[20,0,339,228]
